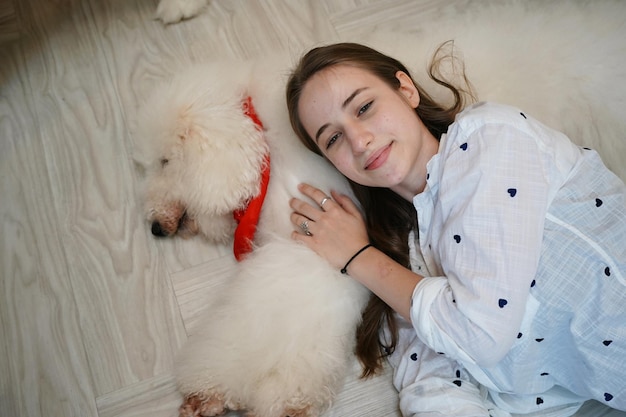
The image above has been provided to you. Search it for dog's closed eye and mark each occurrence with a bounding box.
[160,158,169,167]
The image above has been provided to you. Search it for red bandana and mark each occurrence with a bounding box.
[232,97,270,261]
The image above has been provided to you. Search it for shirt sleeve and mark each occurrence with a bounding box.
[388,317,497,417]
[411,112,552,367]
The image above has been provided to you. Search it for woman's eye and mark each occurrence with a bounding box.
[358,101,373,115]
[326,133,341,150]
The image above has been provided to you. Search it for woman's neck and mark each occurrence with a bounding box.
[392,129,440,201]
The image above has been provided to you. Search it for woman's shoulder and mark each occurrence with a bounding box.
[447,101,553,145]
[454,101,529,128]
[444,101,582,168]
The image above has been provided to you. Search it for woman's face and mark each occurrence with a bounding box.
[298,64,437,197]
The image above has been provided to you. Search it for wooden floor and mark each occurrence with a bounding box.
[1,0,625,416]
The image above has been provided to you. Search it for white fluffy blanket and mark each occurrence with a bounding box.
[358,1,625,182]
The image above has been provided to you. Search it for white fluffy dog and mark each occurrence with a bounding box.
[134,60,371,417]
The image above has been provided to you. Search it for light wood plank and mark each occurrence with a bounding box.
[0,33,97,417]
[138,0,342,63]
[0,0,19,44]
[11,0,187,397]
[96,374,181,417]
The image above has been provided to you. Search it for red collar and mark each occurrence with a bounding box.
[232,97,270,261]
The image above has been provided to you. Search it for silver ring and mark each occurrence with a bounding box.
[319,196,331,209]
[300,220,312,236]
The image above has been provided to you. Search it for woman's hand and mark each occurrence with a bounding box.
[291,183,422,321]
[290,183,370,270]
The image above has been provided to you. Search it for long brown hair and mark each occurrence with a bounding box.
[286,41,474,377]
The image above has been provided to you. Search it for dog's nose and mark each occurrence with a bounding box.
[151,221,167,237]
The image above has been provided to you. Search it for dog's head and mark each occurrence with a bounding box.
[134,72,269,244]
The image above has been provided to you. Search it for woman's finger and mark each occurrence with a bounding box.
[290,212,315,235]
[318,194,333,211]
[331,190,363,217]
[290,197,322,222]
[298,183,334,209]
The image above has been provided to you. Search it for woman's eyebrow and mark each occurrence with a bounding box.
[315,87,369,142]
[315,123,330,142]
[342,87,368,109]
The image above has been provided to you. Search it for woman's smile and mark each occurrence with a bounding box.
[365,142,393,170]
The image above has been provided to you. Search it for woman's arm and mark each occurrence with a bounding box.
[339,244,421,322]
[412,108,554,366]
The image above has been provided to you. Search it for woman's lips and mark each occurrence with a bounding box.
[365,143,391,170]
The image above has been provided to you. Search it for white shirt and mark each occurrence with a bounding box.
[392,102,626,416]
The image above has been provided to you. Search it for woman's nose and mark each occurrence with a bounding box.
[346,122,372,154]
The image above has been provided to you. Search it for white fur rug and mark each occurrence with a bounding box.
[356,0,626,183]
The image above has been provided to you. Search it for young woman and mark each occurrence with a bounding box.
[286,43,626,416]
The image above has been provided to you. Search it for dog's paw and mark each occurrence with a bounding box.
[156,0,207,24]
[283,405,314,417]
[179,393,227,417]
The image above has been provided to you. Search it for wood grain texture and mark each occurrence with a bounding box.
[12,0,188,398]
[0,20,97,416]
[0,0,19,44]
[1,0,624,416]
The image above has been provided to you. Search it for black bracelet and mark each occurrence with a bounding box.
[341,244,373,274]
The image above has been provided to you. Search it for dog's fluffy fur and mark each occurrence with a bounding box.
[135,60,371,417]
[137,1,625,416]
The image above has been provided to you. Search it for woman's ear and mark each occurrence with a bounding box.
[396,71,420,108]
